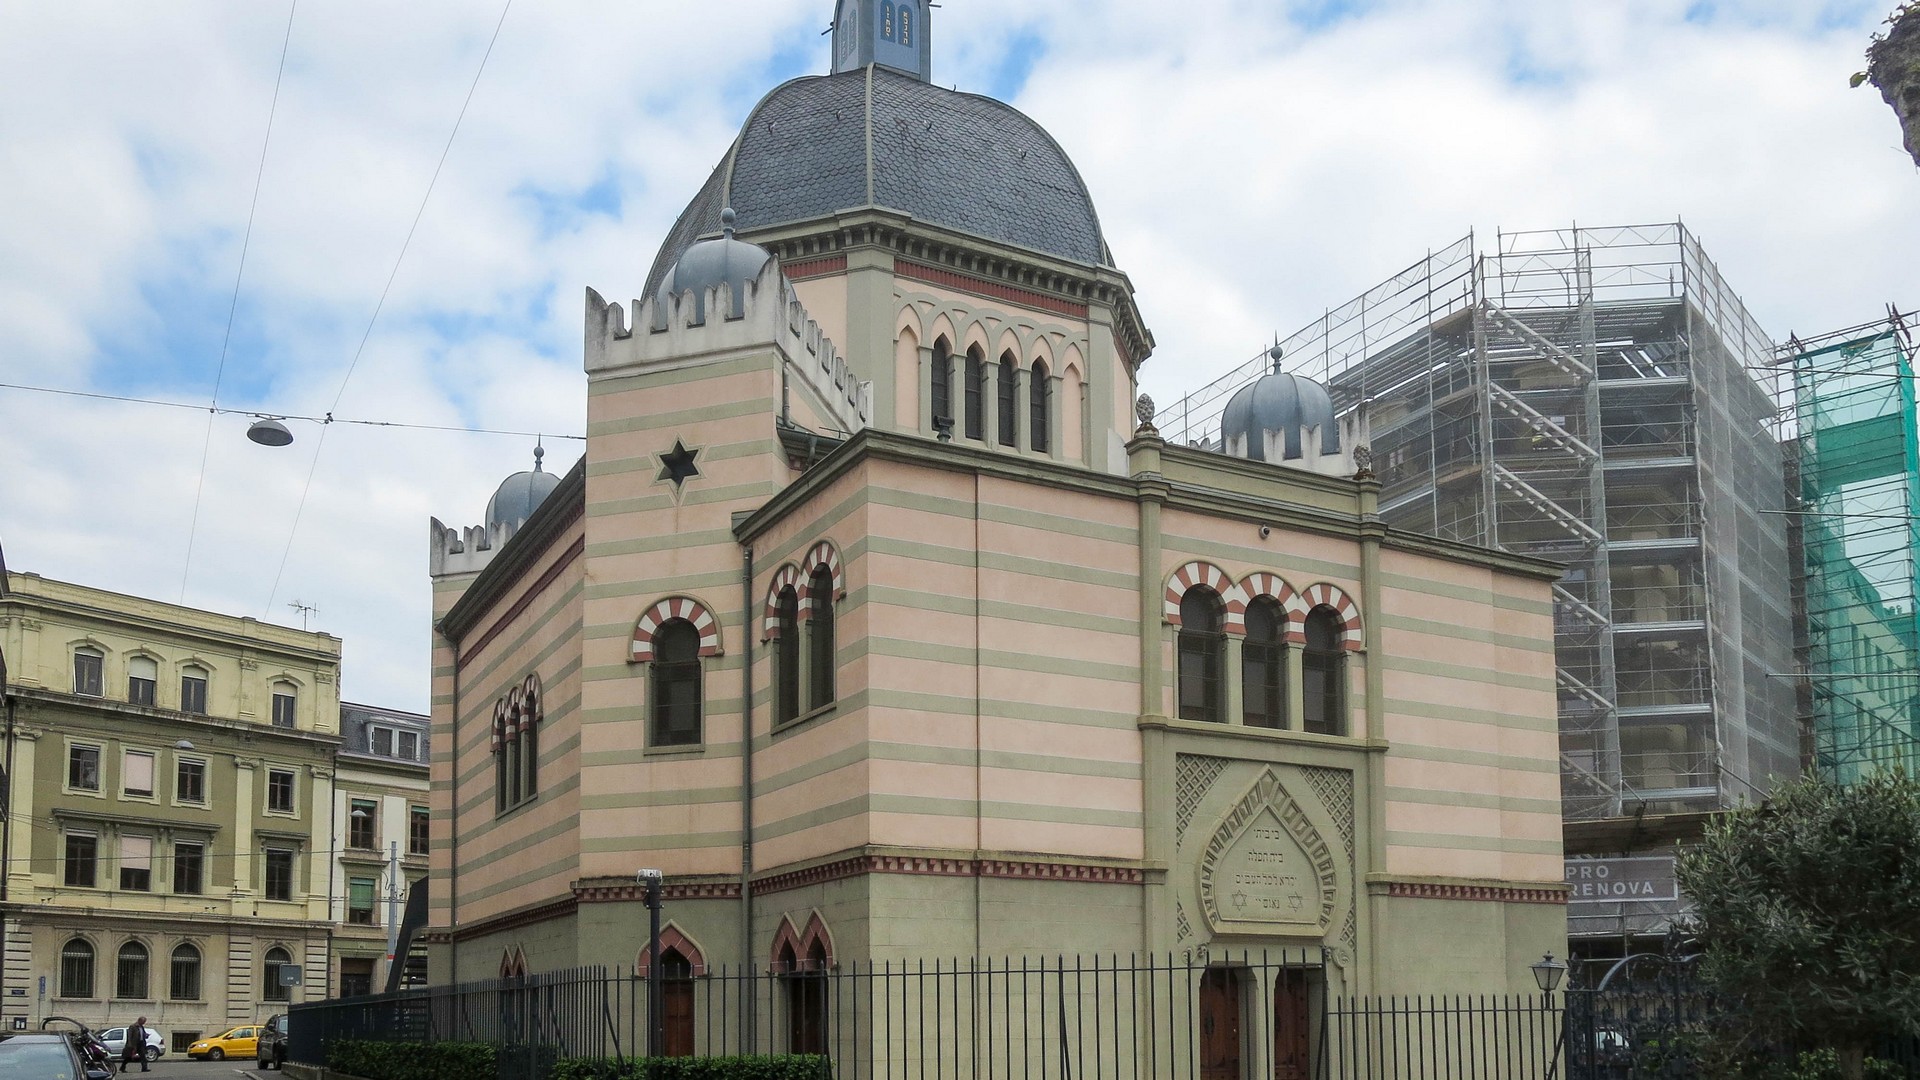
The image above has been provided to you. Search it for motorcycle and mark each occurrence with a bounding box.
[40,1016,115,1074]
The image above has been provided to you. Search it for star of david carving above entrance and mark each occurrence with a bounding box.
[657,440,701,490]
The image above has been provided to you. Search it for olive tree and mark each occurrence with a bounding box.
[1676,770,1920,1079]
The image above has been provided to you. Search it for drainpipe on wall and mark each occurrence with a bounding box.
[738,545,756,1046]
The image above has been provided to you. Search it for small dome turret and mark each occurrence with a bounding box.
[1221,347,1341,463]
[651,208,774,329]
[485,441,561,531]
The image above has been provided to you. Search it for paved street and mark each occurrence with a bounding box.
[106,1060,268,1080]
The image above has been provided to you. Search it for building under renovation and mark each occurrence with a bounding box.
[1162,223,1801,946]
[1782,316,1920,786]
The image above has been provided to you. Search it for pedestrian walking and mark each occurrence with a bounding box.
[119,1016,149,1073]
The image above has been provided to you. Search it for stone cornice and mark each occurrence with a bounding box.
[9,688,343,750]
[0,580,340,663]
[1365,874,1569,906]
[438,895,580,943]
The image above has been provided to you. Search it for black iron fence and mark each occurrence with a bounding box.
[291,950,1579,1079]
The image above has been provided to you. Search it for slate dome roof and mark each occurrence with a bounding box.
[645,65,1112,298]
[486,444,561,530]
[1221,356,1341,463]
[652,209,774,326]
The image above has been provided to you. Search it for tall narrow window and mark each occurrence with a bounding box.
[997,352,1018,446]
[173,842,204,895]
[119,834,153,891]
[180,667,208,714]
[651,620,703,747]
[170,944,201,1001]
[347,878,377,925]
[263,947,293,1001]
[930,338,953,428]
[775,586,801,724]
[410,806,430,856]
[266,768,295,813]
[1177,588,1226,723]
[68,744,101,791]
[60,939,94,999]
[127,656,157,705]
[807,565,837,710]
[1030,360,1051,453]
[271,684,296,728]
[176,758,206,804]
[73,648,104,697]
[964,347,986,440]
[1243,599,1287,728]
[123,750,155,797]
[116,941,149,1000]
[520,684,540,801]
[1302,608,1347,736]
[348,799,377,849]
[64,833,97,888]
[263,848,294,901]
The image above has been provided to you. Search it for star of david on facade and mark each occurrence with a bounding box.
[657,440,701,489]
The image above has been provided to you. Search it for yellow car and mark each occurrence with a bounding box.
[187,1027,259,1061]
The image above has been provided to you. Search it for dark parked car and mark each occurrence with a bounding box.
[0,1033,115,1080]
[256,1014,288,1070]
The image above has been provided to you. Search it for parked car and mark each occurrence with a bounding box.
[97,1027,164,1064]
[255,1015,288,1070]
[0,1033,114,1080]
[185,1027,258,1061]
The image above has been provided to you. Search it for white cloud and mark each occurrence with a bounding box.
[1,0,1913,711]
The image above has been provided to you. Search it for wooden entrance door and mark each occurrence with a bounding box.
[1274,969,1312,1080]
[1199,968,1242,1080]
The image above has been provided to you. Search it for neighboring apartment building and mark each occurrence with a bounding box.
[0,571,427,1044]
[331,703,429,995]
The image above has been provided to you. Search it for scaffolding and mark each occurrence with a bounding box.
[1779,315,1920,784]
[1160,222,1798,821]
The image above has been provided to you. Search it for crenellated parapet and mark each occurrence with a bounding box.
[429,516,529,579]
[584,260,871,434]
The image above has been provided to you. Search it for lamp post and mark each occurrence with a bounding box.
[637,869,664,1057]
[1531,952,1568,996]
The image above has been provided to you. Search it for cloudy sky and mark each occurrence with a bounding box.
[1,0,1913,712]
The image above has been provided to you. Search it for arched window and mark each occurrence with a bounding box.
[263,946,293,1002]
[127,655,158,706]
[1302,608,1347,736]
[116,941,150,1000]
[930,338,953,430]
[963,347,987,440]
[1030,359,1051,453]
[997,352,1018,446]
[72,646,104,697]
[1177,588,1226,723]
[899,3,913,46]
[786,939,829,1054]
[1243,598,1287,728]
[807,565,836,711]
[652,620,704,746]
[519,678,541,802]
[180,664,209,714]
[775,586,801,725]
[881,0,895,40]
[170,943,202,1001]
[59,939,94,998]
[661,947,695,1057]
[271,680,297,728]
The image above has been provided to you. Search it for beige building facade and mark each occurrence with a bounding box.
[426,2,1569,1013]
[0,572,425,1049]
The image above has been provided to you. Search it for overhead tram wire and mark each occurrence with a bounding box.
[181,0,299,603]
[0,381,580,443]
[262,0,515,619]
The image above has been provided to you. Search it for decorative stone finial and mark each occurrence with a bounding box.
[720,207,737,240]
[1353,444,1375,480]
[1136,394,1156,425]
[533,438,545,473]
[1268,340,1285,373]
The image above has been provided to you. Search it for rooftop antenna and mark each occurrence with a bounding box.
[288,600,319,631]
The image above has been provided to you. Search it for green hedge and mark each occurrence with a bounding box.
[326,1040,497,1080]
[549,1055,830,1080]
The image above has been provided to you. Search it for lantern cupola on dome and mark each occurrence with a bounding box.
[1220,347,1370,478]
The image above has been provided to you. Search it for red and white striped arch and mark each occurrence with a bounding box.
[1298,582,1364,651]
[761,564,803,641]
[1163,561,1239,626]
[797,540,846,620]
[1230,572,1307,638]
[630,596,723,662]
